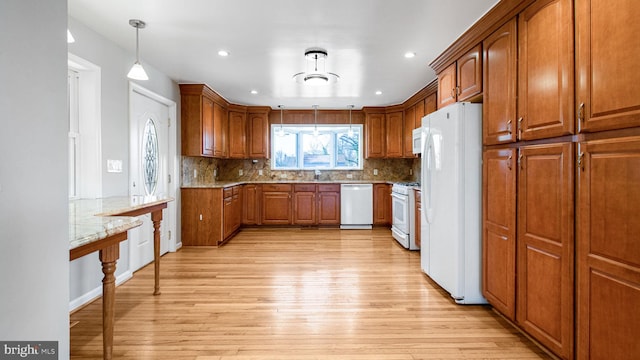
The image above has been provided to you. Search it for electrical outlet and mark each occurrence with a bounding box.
[213,169,217,177]
[258,169,263,176]
[373,169,378,176]
[239,169,243,176]
[409,168,413,175]
[346,173,353,179]
[193,169,197,178]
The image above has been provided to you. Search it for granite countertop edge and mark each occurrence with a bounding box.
[181,180,396,188]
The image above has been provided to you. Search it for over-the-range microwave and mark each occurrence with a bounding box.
[412,127,422,155]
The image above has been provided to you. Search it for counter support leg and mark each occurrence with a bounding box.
[99,244,119,360]
[151,210,163,295]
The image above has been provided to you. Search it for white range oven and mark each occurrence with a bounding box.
[391,182,420,250]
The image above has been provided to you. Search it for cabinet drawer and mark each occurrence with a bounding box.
[223,187,233,199]
[294,184,316,192]
[318,184,339,192]
[262,184,292,192]
[232,186,240,195]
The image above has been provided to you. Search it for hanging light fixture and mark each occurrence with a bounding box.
[277,105,285,137]
[293,48,339,85]
[348,105,354,137]
[313,105,319,137]
[127,19,149,81]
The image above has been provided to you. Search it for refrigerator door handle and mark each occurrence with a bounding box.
[424,133,435,224]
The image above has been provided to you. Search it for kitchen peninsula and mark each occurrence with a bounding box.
[69,195,173,360]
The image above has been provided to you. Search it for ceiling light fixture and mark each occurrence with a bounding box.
[277,105,285,137]
[250,90,258,94]
[348,105,354,137]
[313,105,319,136]
[218,50,229,57]
[375,90,382,95]
[404,52,416,58]
[67,29,75,44]
[293,48,339,85]
[127,19,149,81]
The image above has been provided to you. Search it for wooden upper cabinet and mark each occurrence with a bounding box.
[213,102,227,158]
[385,111,403,158]
[518,0,574,140]
[415,99,426,127]
[365,111,385,158]
[483,18,518,145]
[228,110,247,159]
[517,142,574,359]
[180,84,223,157]
[248,109,270,158]
[403,105,416,157]
[576,0,640,132]
[577,136,640,360]
[456,44,483,102]
[425,93,437,115]
[437,45,482,109]
[437,63,457,108]
[482,148,516,320]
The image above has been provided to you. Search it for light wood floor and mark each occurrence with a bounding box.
[70,228,550,359]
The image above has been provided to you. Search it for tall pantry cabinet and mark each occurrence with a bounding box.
[481,0,575,358]
[575,0,640,358]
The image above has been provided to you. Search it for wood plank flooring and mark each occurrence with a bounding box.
[70,228,550,359]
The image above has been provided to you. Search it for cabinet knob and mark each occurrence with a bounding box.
[199,214,203,221]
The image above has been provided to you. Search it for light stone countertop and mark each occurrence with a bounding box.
[69,196,173,251]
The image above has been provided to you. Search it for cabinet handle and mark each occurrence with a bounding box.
[577,152,585,171]
[199,214,203,221]
[456,86,461,96]
[451,88,456,100]
[506,119,512,134]
[517,117,523,139]
[518,152,523,170]
[577,103,585,123]
[507,155,512,170]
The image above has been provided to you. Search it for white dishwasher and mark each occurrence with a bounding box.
[340,183,373,229]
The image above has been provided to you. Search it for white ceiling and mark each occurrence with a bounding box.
[68,0,498,110]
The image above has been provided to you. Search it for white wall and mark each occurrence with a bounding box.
[0,0,70,357]
[67,17,180,308]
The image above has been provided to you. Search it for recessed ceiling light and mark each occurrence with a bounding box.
[404,52,416,58]
[218,50,229,57]
[375,90,382,95]
[250,90,258,94]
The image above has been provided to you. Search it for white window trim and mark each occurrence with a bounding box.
[68,53,102,198]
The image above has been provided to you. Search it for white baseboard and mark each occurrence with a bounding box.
[68,270,133,312]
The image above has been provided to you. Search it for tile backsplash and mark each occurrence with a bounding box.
[181,156,420,186]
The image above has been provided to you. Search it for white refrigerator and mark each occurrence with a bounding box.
[420,102,486,304]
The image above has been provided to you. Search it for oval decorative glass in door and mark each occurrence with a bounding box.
[142,118,159,195]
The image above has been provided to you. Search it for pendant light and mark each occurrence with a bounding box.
[348,105,354,137]
[277,105,285,137]
[127,19,149,81]
[312,105,319,137]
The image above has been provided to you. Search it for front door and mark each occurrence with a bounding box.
[129,86,170,273]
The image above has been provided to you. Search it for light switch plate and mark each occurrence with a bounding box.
[107,159,123,173]
[258,170,263,176]
[239,169,243,176]
[373,169,378,176]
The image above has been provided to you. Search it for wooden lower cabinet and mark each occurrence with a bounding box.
[293,184,316,225]
[482,148,517,320]
[222,186,242,239]
[242,184,260,225]
[517,142,574,359]
[373,183,391,226]
[180,188,217,246]
[577,136,640,360]
[317,184,340,225]
[261,184,292,225]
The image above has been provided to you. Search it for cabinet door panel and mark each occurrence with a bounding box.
[262,192,291,225]
[517,143,574,359]
[457,44,482,101]
[404,105,416,157]
[577,0,640,132]
[482,148,516,320]
[243,185,259,225]
[248,112,269,158]
[373,184,391,225]
[366,113,385,158]
[228,111,247,158]
[577,137,640,360]
[483,19,517,145]
[293,191,316,225]
[202,97,215,156]
[519,0,574,140]
[385,111,403,158]
[437,63,457,109]
[318,191,340,225]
